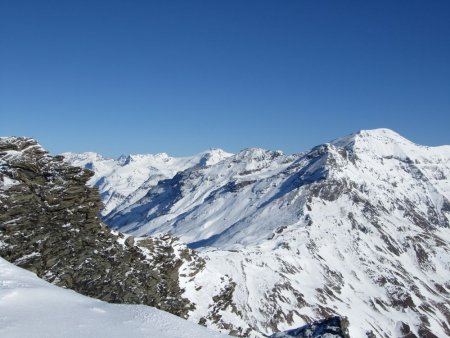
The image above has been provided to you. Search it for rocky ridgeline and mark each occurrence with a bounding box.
[0,137,202,318]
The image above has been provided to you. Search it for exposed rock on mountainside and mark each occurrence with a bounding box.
[70,129,450,337]
[269,316,350,338]
[0,137,202,317]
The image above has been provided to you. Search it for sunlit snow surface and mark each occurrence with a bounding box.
[0,257,230,338]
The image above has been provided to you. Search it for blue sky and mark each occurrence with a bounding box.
[1,0,449,157]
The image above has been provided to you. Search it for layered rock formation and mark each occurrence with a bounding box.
[0,137,203,317]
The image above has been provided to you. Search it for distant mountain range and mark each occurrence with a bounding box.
[62,148,232,216]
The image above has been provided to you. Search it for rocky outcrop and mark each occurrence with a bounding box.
[269,316,350,338]
[0,137,200,318]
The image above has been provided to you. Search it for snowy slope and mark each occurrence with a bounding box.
[63,149,232,215]
[0,256,230,338]
[105,148,301,243]
[65,129,450,337]
[106,129,450,247]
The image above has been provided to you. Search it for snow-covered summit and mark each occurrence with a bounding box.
[331,128,450,159]
[331,128,408,147]
[62,151,107,162]
[199,148,233,166]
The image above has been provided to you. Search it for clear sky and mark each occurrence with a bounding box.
[1,0,449,157]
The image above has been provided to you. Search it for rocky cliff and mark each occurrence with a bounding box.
[0,137,203,318]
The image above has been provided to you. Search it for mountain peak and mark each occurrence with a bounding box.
[66,151,106,160]
[236,148,283,160]
[359,127,403,138]
[117,153,172,165]
[198,148,233,166]
[355,128,412,145]
[329,128,431,160]
[331,128,407,147]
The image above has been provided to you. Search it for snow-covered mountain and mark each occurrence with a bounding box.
[0,256,229,338]
[63,149,232,216]
[104,129,450,246]
[66,129,450,337]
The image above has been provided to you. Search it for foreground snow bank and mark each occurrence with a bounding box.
[0,257,229,338]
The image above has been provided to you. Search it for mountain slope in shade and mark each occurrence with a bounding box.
[62,149,232,216]
[0,257,230,338]
[78,129,450,337]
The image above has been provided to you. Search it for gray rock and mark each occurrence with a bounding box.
[269,316,350,338]
[0,137,202,318]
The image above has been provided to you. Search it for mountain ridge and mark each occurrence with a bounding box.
[91,128,449,249]
[63,128,450,337]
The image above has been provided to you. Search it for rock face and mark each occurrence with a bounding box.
[0,137,202,318]
[269,316,350,338]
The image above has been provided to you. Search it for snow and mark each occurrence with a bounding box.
[61,128,450,337]
[0,175,19,189]
[104,128,450,249]
[62,149,233,215]
[0,257,230,338]
[105,148,300,244]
